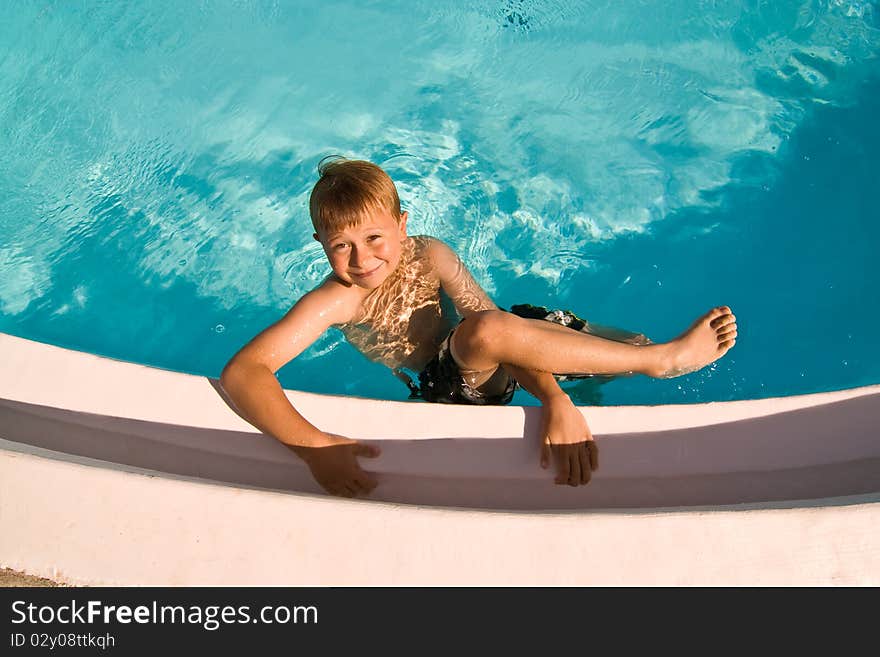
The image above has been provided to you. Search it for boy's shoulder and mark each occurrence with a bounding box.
[410,234,457,262]
[411,234,447,249]
[301,274,366,326]
[409,234,439,252]
[411,234,461,276]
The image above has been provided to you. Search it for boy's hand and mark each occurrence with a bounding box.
[292,434,380,498]
[539,395,598,486]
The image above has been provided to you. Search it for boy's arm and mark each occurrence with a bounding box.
[427,238,597,485]
[424,238,497,318]
[220,281,379,498]
[502,365,598,486]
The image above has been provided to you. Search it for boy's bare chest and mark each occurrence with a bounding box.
[341,270,453,371]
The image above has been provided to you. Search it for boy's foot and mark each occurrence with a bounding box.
[652,306,737,378]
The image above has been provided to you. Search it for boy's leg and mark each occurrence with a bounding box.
[523,313,651,345]
[512,305,651,345]
[582,322,652,346]
[450,306,736,379]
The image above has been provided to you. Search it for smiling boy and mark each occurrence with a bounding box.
[220,157,737,497]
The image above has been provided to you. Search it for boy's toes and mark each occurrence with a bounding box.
[718,327,737,343]
[710,313,735,330]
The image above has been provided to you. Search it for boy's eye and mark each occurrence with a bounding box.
[333,243,349,251]
[367,235,382,242]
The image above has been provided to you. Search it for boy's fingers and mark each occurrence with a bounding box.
[356,471,378,492]
[555,448,570,485]
[358,473,380,496]
[330,486,353,498]
[354,443,380,458]
[578,446,592,485]
[567,452,581,487]
[540,439,550,469]
[589,441,599,471]
[346,476,369,497]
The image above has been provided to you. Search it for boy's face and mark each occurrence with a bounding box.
[314,209,409,290]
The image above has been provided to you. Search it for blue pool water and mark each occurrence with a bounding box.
[1,1,879,405]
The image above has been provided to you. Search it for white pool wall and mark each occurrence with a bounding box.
[2,332,879,584]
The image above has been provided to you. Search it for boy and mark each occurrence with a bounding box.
[221,157,737,498]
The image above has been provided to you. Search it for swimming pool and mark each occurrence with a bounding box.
[2,1,879,405]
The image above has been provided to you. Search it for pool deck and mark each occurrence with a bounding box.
[2,332,879,585]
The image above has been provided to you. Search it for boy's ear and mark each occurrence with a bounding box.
[313,232,320,242]
[398,211,408,238]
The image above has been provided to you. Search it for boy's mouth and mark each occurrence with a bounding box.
[350,263,383,280]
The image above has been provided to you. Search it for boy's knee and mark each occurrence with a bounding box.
[457,310,511,354]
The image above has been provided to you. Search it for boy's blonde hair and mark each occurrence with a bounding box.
[309,156,401,235]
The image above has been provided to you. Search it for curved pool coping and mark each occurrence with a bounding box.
[2,332,879,584]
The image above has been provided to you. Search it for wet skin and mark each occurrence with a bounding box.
[223,206,737,496]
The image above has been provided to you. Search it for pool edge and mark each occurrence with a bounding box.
[2,331,879,583]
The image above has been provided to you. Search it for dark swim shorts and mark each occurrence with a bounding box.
[412,304,597,406]
[416,329,518,405]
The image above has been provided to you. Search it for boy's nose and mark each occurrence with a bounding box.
[350,245,369,268]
